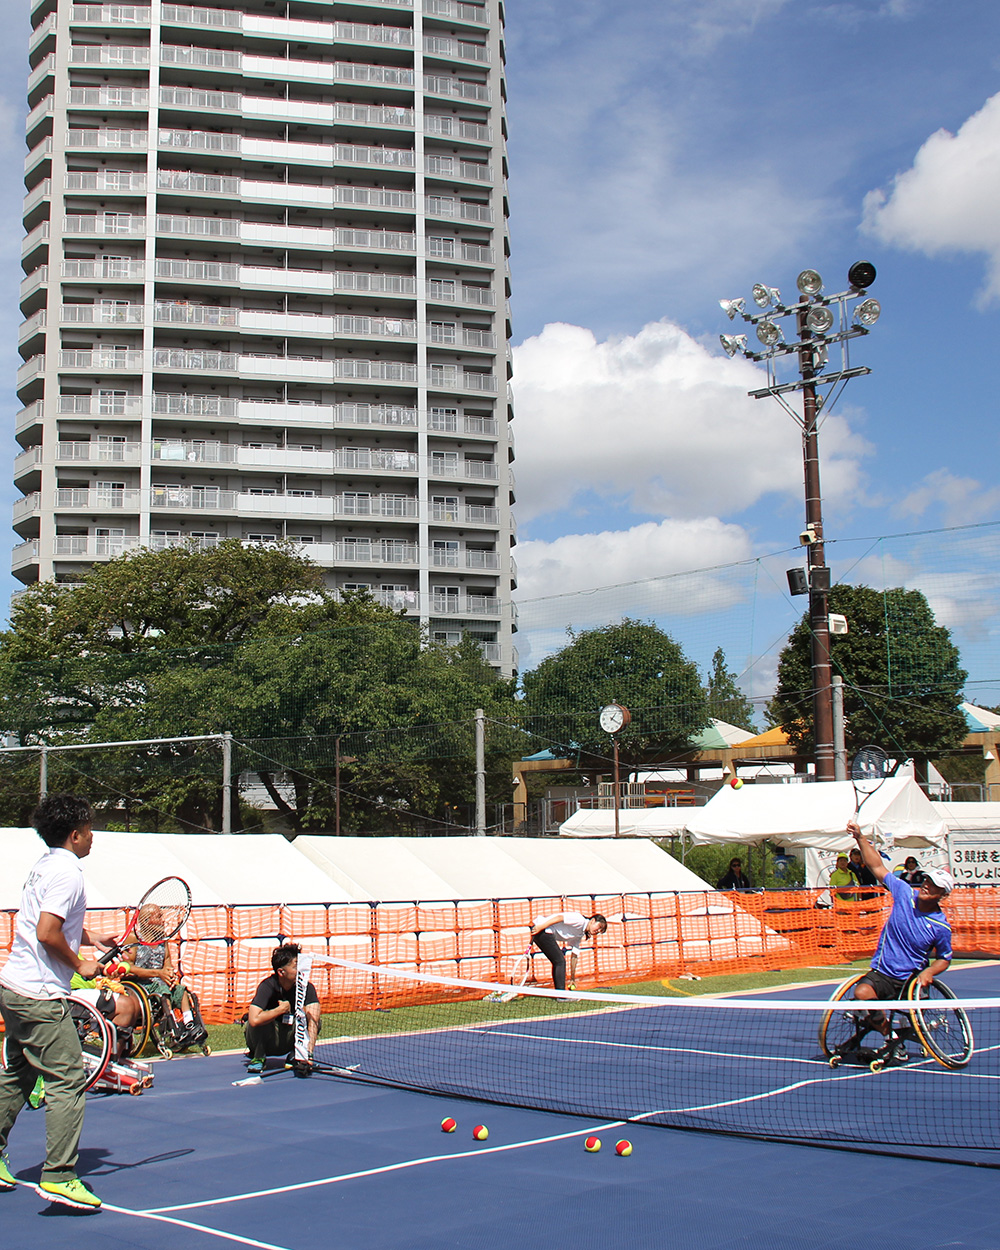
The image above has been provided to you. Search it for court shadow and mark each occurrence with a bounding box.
[80,1145,195,1176]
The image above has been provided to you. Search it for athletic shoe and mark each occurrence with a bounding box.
[891,1040,909,1063]
[246,1058,264,1075]
[28,1075,45,1109]
[0,1153,16,1191]
[38,1178,102,1210]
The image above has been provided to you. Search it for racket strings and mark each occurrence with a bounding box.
[134,878,191,942]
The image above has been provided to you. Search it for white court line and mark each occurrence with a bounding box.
[102,1204,295,1250]
[142,1119,628,1215]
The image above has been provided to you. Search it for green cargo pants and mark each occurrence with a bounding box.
[0,985,87,1184]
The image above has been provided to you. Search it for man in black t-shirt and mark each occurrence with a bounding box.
[244,944,320,1074]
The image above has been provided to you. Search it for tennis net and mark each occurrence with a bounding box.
[294,955,1000,1166]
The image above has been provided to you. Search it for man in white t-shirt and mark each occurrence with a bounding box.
[0,794,114,1211]
[528,911,608,990]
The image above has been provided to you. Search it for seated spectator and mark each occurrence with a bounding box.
[717,858,753,890]
[244,944,320,1075]
[894,856,923,885]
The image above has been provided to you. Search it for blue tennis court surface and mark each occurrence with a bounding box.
[3,964,1000,1250]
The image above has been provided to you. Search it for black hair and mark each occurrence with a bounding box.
[272,942,301,972]
[590,913,608,931]
[32,793,93,849]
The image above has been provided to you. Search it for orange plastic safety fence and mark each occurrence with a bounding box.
[0,889,992,1026]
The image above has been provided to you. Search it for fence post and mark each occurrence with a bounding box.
[475,708,485,835]
[221,731,232,834]
[39,745,48,798]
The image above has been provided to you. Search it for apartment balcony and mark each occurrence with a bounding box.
[68,46,151,68]
[425,156,492,183]
[71,5,152,25]
[58,440,142,464]
[158,129,239,155]
[336,21,414,46]
[158,85,241,115]
[423,34,489,62]
[156,170,241,198]
[153,302,238,329]
[429,457,499,481]
[21,266,48,300]
[59,396,143,417]
[430,594,500,617]
[25,96,53,139]
[236,400,417,429]
[334,448,418,473]
[54,535,141,557]
[19,310,46,342]
[428,412,498,436]
[332,540,419,565]
[12,539,40,571]
[423,73,490,102]
[152,393,238,417]
[14,446,43,477]
[62,258,145,281]
[155,258,239,285]
[65,170,147,192]
[426,196,494,223]
[464,550,500,569]
[430,503,499,525]
[432,547,499,570]
[334,60,415,88]
[153,348,238,374]
[425,281,495,307]
[55,487,142,511]
[425,116,492,143]
[22,221,50,260]
[17,355,45,386]
[160,44,241,71]
[60,348,143,371]
[25,137,54,177]
[427,367,497,393]
[27,53,55,94]
[152,438,237,465]
[160,3,240,28]
[13,491,42,523]
[61,304,144,325]
[428,327,497,350]
[64,213,147,236]
[67,86,150,109]
[66,128,148,151]
[424,0,488,23]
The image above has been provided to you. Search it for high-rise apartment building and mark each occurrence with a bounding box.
[14,0,517,673]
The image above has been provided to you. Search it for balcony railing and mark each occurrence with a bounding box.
[64,213,147,234]
[332,271,417,295]
[60,348,143,370]
[157,170,241,196]
[334,448,418,472]
[428,367,497,392]
[56,487,141,510]
[336,22,413,45]
[152,439,237,464]
[335,143,414,168]
[152,348,238,371]
[151,485,235,510]
[71,5,151,23]
[160,43,241,69]
[153,393,238,416]
[334,101,414,127]
[65,170,147,191]
[66,129,148,150]
[62,259,145,280]
[335,61,414,87]
[425,116,492,142]
[159,129,240,153]
[159,86,241,111]
[156,214,239,238]
[335,494,418,518]
[161,4,240,28]
[57,439,141,461]
[69,45,150,65]
[60,304,144,324]
[425,156,492,182]
[155,258,239,283]
[426,282,495,306]
[153,302,238,326]
[54,535,141,557]
[333,541,419,565]
[423,74,490,101]
[58,395,143,416]
[423,34,488,61]
[67,86,149,107]
[334,360,418,383]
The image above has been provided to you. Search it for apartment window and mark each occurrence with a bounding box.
[433,540,459,567]
[433,630,462,646]
[103,256,132,278]
[381,539,409,562]
[429,407,458,431]
[427,236,456,258]
[343,582,372,592]
[95,480,126,506]
[98,434,127,459]
[430,451,459,474]
[98,390,129,414]
[428,278,455,300]
[95,527,125,556]
[431,494,459,521]
[287,489,316,497]
[151,530,180,549]
[342,492,372,514]
[380,493,409,516]
[429,321,457,344]
[432,586,460,611]
[246,533,277,543]
[248,487,277,496]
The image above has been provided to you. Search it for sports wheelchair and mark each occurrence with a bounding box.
[120,977,211,1060]
[818,971,974,1072]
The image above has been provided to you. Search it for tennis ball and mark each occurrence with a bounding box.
[107,960,130,977]
[472,1124,489,1141]
[729,778,744,790]
[584,1136,601,1152]
[440,1117,457,1133]
[615,1140,633,1156]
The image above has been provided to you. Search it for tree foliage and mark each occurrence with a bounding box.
[519,619,709,767]
[705,647,758,733]
[767,584,968,758]
[0,542,518,832]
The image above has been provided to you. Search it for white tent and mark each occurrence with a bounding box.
[930,801,1000,833]
[683,777,948,852]
[559,807,692,839]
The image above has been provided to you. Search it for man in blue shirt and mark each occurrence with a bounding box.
[847,819,954,1059]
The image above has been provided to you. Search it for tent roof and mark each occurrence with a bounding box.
[961,701,1000,732]
[559,807,692,839]
[931,801,1000,831]
[736,725,790,749]
[683,777,948,851]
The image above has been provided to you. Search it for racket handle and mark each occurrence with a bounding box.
[98,943,123,967]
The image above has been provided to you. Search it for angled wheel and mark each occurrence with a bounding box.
[67,994,114,1091]
[818,973,867,1056]
[120,981,153,1058]
[906,977,974,1069]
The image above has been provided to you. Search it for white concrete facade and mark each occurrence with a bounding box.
[13,0,517,673]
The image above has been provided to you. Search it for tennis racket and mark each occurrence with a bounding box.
[850,745,891,815]
[484,949,532,1003]
[99,876,192,966]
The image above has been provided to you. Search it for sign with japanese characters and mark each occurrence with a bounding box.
[948,832,1000,885]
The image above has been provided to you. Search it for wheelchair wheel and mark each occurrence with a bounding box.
[67,994,114,1091]
[818,972,867,1056]
[120,981,153,1058]
[906,977,974,1068]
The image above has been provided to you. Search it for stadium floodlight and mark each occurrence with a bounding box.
[755,319,783,347]
[752,283,780,308]
[719,298,746,320]
[847,260,877,290]
[806,306,834,334]
[797,269,823,296]
[720,333,747,357]
[853,297,881,327]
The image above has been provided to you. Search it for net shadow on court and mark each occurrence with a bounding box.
[3,964,1000,1250]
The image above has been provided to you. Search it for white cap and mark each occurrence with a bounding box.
[922,867,955,895]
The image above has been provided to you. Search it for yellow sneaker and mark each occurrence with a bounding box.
[38,1177,102,1210]
[0,1153,16,1191]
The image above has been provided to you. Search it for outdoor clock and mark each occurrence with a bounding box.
[599,703,630,735]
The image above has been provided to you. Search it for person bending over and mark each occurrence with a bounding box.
[244,944,320,1075]
[847,820,954,1061]
[528,912,607,991]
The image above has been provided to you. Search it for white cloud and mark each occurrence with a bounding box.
[511,319,871,524]
[862,92,1000,302]
[896,469,1000,526]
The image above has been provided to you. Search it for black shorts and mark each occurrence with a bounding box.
[856,969,909,1000]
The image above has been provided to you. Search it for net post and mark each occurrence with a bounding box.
[294,951,312,1063]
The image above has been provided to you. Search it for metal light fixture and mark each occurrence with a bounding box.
[752,283,780,309]
[756,319,783,347]
[797,269,823,296]
[853,297,881,326]
[806,306,834,334]
[719,298,746,320]
[847,260,877,290]
[720,333,747,357]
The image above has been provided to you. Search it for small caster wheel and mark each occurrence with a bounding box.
[158,1044,173,1060]
[829,1056,841,1068]
[870,1058,884,1073]
[202,1044,212,1057]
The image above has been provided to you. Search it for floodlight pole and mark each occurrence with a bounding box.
[799,313,835,782]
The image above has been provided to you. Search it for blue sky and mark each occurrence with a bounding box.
[1,0,999,705]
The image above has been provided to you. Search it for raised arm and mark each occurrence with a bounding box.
[848,821,889,883]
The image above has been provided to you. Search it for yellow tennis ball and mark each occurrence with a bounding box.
[441,1117,457,1133]
[615,1139,633,1156]
[472,1124,489,1141]
[584,1136,601,1152]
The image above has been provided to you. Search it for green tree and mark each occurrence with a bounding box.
[767,584,968,758]
[705,647,758,732]
[0,544,519,832]
[520,619,709,767]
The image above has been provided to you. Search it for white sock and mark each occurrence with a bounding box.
[182,1011,193,1024]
